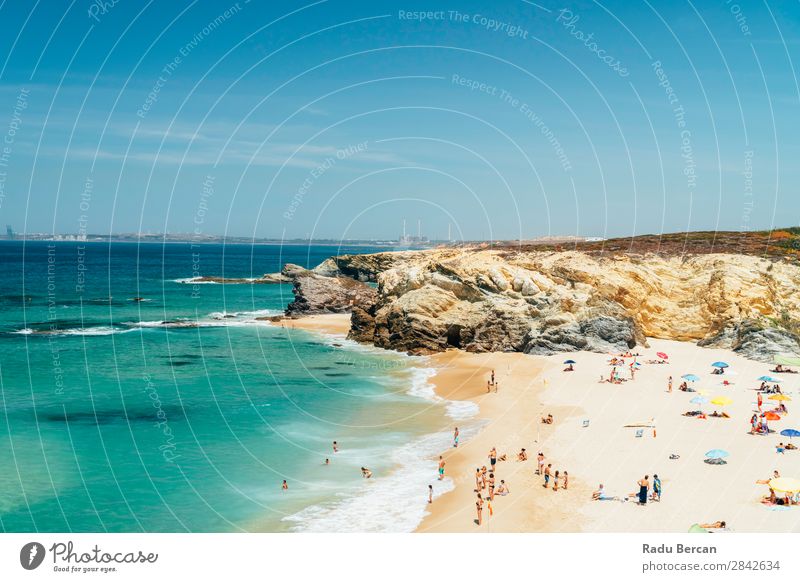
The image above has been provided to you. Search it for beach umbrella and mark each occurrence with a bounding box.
[705,449,729,459]
[688,523,708,533]
[712,361,729,368]
[758,376,781,383]
[769,478,800,493]
[769,394,792,402]
[690,396,709,405]
[779,429,800,439]
[710,396,733,406]
[657,352,669,359]
[682,374,701,382]
[563,359,576,365]
[764,412,782,421]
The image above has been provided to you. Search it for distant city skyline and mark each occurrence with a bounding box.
[1,1,799,240]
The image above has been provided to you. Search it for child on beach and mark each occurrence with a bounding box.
[553,470,560,491]
[653,474,662,501]
[563,471,569,490]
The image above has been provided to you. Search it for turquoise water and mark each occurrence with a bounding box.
[0,241,466,532]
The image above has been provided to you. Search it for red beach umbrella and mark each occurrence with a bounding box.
[765,412,781,421]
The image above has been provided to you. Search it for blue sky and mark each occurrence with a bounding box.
[0,0,798,240]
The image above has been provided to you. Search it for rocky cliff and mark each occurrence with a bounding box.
[310,248,800,361]
[282,263,377,316]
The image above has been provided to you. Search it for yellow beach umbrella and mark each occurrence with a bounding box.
[769,394,792,402]
[710,396,733,406]
[768,478,800,493]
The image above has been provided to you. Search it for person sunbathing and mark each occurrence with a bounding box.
[786,442,797,450]
[682,410,702,416]
[563,364,574,372]
[592,484,606,500]
[541,414,554,424]
[699,521,726,529]
[517,448,528,461]
[496,480,510,496]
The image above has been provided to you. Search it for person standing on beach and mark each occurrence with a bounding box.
[668,376,673,393]
[553,470,560,491]
[476,493,483,526]
[491,369,495,385]
[489,447,497,472]
[438,456,446,480]
[428,484,433,504]
[487,380,491,393]
[453,427,459,448]
[475,468,482,492]
[537,452,545,475]
[653,474,662,501]
[563,471,569,490]
[544,464,552,488]
[637,475,649,505]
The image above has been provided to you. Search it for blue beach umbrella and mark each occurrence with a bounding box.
[780,429,800,440]
[758,376,781,383]
[563,359,576,364]
[711,361,729,368]
[682,374,701,382]
[705,449,729,459]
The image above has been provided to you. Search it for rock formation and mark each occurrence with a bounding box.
[313,248,800,360]
[282,263,377,316]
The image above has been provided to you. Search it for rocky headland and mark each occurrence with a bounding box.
[282,238,800,362]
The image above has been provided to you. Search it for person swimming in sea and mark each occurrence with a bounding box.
[361,467,372,478]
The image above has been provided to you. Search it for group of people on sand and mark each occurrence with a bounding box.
[534,451,568,493]
[634,474,662,504]
[591,473,662,504]
[486,369,498,393]
[474,447,512,525]
[759,470,798,506]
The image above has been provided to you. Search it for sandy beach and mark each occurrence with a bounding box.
[277,313,353,337]
[420,339,800,533]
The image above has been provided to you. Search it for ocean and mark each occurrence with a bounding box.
[0,241,477,532]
